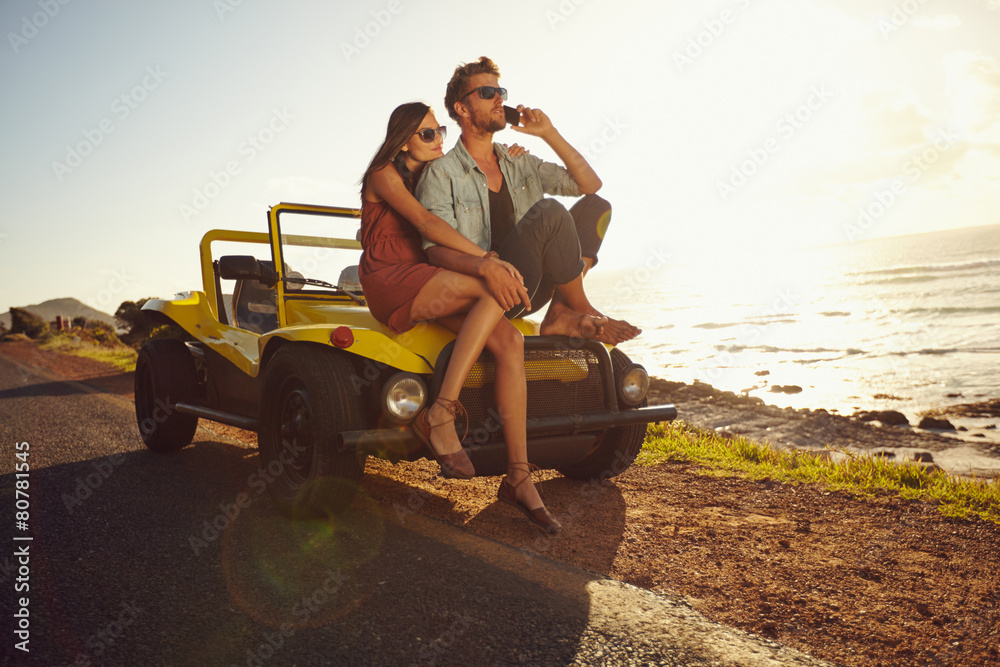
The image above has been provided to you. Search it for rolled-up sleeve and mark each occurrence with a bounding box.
[534,156,580,197]
[415,162,457,250]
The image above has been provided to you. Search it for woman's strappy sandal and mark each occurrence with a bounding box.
[412,397,475,479]
[497,463,562,535]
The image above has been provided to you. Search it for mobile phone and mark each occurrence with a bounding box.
[503,105,520,127]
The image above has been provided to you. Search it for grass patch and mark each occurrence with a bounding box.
[639,421,1000,525]
[39,331,137,373]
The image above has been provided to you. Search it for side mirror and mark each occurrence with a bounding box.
[218,256,278,286]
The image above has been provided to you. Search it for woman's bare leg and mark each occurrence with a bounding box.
[483,321,546,510]
[408,271,504,457]
[434,314,544,510]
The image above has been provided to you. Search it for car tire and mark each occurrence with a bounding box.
[134,339,200,452]
[557,348,648,481]
[258,345,366,518]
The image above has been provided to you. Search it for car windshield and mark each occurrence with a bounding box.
[274,209,362,294]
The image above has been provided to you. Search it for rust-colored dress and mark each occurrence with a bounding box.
[358,199,442,334]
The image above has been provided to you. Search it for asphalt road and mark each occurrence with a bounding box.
[0,352,831,667]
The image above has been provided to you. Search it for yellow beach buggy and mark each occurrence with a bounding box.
[136,203,676,516]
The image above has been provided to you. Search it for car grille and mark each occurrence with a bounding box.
[454,345,611,444]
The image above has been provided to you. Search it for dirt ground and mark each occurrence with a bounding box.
[4,340,999,667]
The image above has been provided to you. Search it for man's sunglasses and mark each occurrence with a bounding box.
[461,86,508,102]
[414,126,447,143]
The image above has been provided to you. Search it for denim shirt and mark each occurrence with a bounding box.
[415,139,580,251]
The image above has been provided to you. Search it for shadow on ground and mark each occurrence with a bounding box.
[3,435,628,666]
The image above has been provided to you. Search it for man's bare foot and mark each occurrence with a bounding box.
[539,300,608,339]
[593,317,641,346]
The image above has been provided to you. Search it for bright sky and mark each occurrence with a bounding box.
[2,0,999,316]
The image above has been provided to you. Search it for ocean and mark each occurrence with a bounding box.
[586,224,1000,431]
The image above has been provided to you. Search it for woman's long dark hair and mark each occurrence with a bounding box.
[360,102,430,196]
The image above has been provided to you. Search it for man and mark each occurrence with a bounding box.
[416,56,639,345]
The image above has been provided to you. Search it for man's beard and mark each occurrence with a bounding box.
[470,104,505,133]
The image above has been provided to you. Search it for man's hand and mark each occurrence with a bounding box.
[510,105,555,141]
[509,105,602,194]
[476,257,531,312]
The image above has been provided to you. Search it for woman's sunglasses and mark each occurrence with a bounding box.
[414,126,447,143]
[461,86,508,101]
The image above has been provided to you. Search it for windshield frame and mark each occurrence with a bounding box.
[268,202,363,327]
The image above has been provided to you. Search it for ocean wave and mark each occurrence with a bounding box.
[901,306,1000,316]
[819,311,851,317]
[715,344,864,356]
[693,317,798,330]
[693,322,740,330]
[851,258,1000,278]
[881,347,1000,357]
[793,357,844,365]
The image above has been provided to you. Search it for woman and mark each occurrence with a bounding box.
[359,102,561,534]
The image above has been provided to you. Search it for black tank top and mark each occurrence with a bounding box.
[488,176,516,252]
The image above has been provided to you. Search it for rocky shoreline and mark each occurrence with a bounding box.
[647,377,1000,479]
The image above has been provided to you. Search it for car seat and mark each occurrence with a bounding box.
[232,260,279,333]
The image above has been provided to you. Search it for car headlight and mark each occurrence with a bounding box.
[380,372,427,424]
[617,363,649,407]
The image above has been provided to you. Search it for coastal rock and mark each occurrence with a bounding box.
[913,452,934,463]
[918,416,956,431]
[642,375,1000,477]
[853,410,909,427]
[770,384,803,394]
[924,398,1000,419]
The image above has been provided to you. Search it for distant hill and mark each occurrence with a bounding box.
[1,298,116,329]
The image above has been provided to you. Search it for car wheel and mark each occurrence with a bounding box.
[259,345,366,518]
[134,339,200,452]
[557,348,648,481]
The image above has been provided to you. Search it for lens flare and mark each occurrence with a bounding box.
[221,485,385,629]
